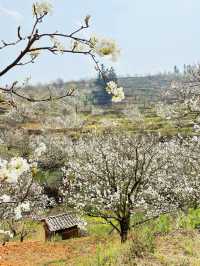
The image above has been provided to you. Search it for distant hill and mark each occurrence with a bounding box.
[119,75,172,88]
[9,73,179,108]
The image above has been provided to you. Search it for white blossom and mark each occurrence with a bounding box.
[34,142,47,158]
[106,81,125,102]
[0,194,11,203]
[32,1,52,16]
[14,205,22,220]
[20,202,30,212]
[90,35,120,61]
[0,157,30,184]
[193,124,200,132]
[70,40,88,52]
[51,37,65,54]
[29,49,41,59]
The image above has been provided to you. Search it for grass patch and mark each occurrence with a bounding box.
[85,216,113,237]
[42,259,67,266]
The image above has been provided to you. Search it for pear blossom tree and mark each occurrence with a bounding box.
[0,160,41,220]
[0,169,46,245]
[0,1,124,105]
[30,134,72,171]
[167,135,200,210]
[0,133,69,225]
[0,143,49,224]
[59,133,200,243]
[156,65,200,129]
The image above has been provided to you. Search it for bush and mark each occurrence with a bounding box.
[153,214,173,235]
[177,209,200,230]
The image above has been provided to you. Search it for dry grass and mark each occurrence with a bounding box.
[152,230,200,266]
[0,230,199,266]
[132,230,200,266]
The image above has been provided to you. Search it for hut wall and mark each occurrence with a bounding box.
[43,223,52,241]
[61,226,79,240]
[43,225,79,241]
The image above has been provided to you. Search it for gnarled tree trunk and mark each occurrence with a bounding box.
[120,216,130,243]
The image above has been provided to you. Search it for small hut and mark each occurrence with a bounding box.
[41,213,81,241]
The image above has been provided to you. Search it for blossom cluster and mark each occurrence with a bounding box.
[0,142,50,221]
[32,1,52,17]
[90,35,120,61]
[34,142,47,159]
[51,37,65,54]
[70,40,88,53]
[29,49,41,59]
[0,157,30,184]
[14,202,30,220]
[106,81,125,102]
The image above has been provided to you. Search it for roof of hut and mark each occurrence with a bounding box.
[42,213,80,232]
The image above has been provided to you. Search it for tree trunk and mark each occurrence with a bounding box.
[120,216,130,243]
[120,229,128,243]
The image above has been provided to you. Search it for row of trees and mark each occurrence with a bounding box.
[1,129,199,243]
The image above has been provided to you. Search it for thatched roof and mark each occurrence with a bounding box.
[42,213,80,232]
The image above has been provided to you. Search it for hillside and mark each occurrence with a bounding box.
[23,73,175,105]
[0,73,191,139]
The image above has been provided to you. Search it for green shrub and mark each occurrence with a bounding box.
[153,214,173,235]
[177,209,200,230]
[129,228,156,257]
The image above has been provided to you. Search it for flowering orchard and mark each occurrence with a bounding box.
[60,134,200,242]
[156,65,200,130]
[1,131,200,243]
[0,0,124,239]
[0,1,200,246]
[0,1,124,104]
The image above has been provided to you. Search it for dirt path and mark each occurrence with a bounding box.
[0,237,101,266]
